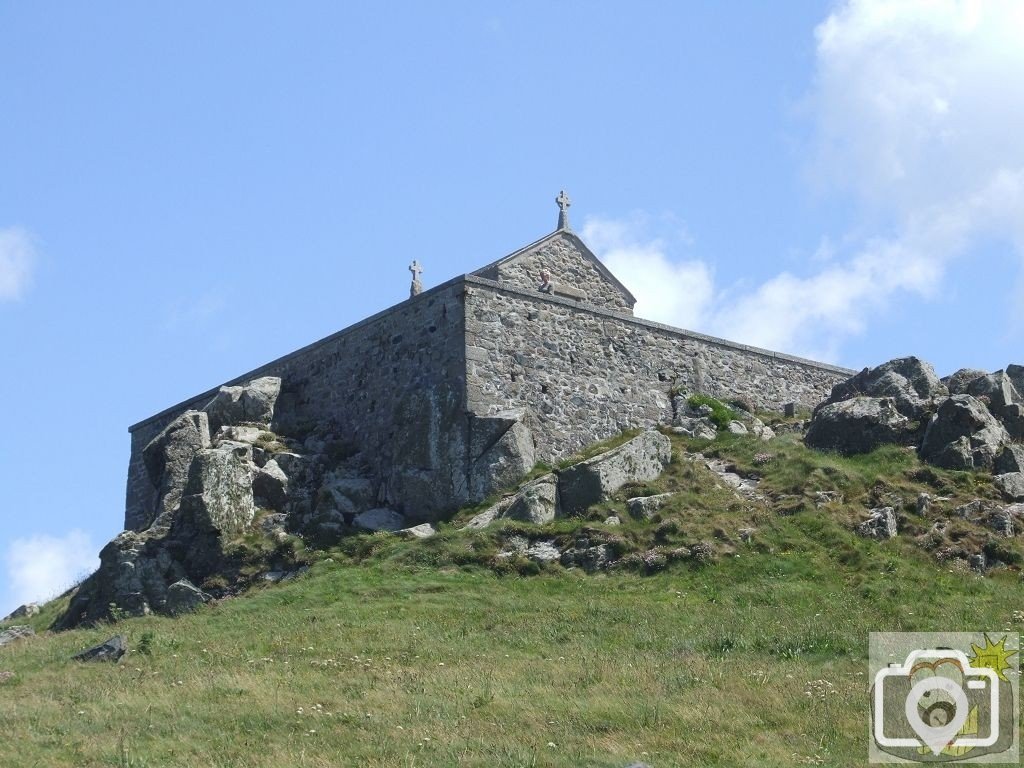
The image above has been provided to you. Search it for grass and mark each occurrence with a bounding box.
[2,430,1023,766]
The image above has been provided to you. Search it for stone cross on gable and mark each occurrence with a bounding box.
[409,260,423,298]
[556,190,571,231]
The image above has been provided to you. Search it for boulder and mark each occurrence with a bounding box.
[919,395,1011,470]
[2,603,40,622]
[141,410,211,529]
[72,635,126,663]
[819,357,946,419]
[525,541,561,563]
[253,459,289,510]
[856,507,897,540]
[179,444,256,535]
[943,368,988,395]
[671,416,717,440]
[804,397,914,454]
[165,579,211,616]
[0,626,34,648]
[996,445,1024,474]
[203,376,281,433]
[397,523,437,539]
[353,508,406,532]
[966,371,1021,412]
[464,474,560,529]
[54,528,185,628]
[469,411,536,499]
[1007,364,1024,398]
[558,431,673,516]
[749,416,776,442]
[627,492,675,520]
[213,425,265,445]
[995,473,1024,502]
[726,421,748,435]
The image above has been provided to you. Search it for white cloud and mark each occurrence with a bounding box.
[0,227,36,301]
[583,216,712,330]
[586,1,1024,361]
[4,530,98,610]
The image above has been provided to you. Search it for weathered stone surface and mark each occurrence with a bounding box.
[463,474,560,529]
[749,416,776,442]
[525,541,561,563]
[72,635,126,662]
[561,543,611,571]
[805,397,913,454]
[166,579,210,616]
[726,421,748,435]
[943,368,988,395]
[604,515,621,526]
[558,431,672,515]
[0,625,34,648]
[820,357,945,419]
[397,523,437,539]
[2,603,40,622]
[203,376,281,433]
[856,507,897,540]
[995,473,1024,502]
[141,410,211,529]
[966,371,1021,412]
[671,416,717,440]
[469,410,536,499]
[1007,364,1024,398]
[213,425,265,445]
[253,459,289,511]
[353,508,406,532]
[626,493,675,520]
[920,395,1011,470]
[179,445,256,535]
[996,445,1024,474]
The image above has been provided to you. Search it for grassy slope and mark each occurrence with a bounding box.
[2,430,1023,767]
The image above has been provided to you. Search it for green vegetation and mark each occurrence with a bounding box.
[2,430,1022,767]
[686,394,736,430]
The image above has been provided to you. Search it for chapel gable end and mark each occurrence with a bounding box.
[472,230,636,314]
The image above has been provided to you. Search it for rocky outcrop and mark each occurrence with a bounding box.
[819,357,945,419]
[72,635,126,662]
[166,579,211,616]
[627,493,675,520]
[0,626,34,648]
[996,445,1024,474]
[943,368,989,395]
[805,397,914,454]
[995,473,1024,502]
[559,431,672,516]
[203,376,281,434]
[2,603,39,622]
[353,508,406,532]
[465,474,560,529]
[856,507,897,540]
[919,395,1010,470]
[142,410,211,529]
[469,410,536,499]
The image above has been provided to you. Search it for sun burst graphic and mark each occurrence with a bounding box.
[969,634,1018,682]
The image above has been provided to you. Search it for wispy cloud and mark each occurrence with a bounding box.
[162,291,227,332]
[3,530,97,611]
[586,0,1024,362]
[0,227,36,301]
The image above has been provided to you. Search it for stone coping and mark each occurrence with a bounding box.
[463,274,857,376]
[130,272,855,433]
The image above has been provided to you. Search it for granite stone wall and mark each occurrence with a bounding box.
[125,280,468,531]
[474,234,634,313]
[463,276,854,460]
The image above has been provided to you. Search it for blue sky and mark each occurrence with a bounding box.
[2,1,1023,616]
